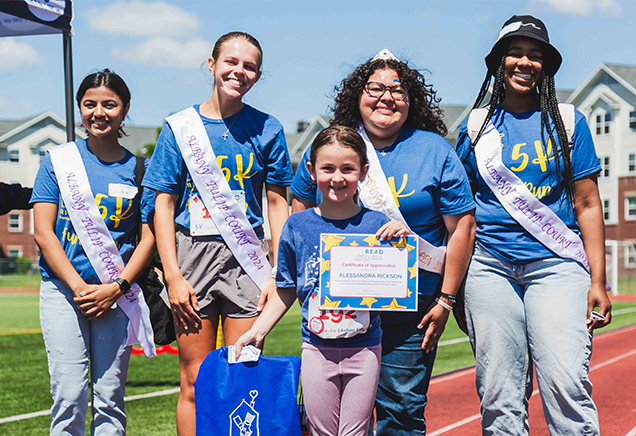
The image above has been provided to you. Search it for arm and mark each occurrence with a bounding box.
[33,202,90,295]
[234,286,297,357]
[257,183,290,310]
[574,174,611,331]
[74,222,157,319]
[291,196,315,214]
[154,191,201,330]
[419,210,476,352]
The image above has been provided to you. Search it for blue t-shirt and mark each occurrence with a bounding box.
[277,208,389,347]
[291,128,476,296]
[142,104,294,238]
[455,105,601,263]
[30,140,154,283]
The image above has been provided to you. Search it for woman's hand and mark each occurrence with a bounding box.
[418,299,451,353]
[167,275,201,331]
[257,277,276,312]
[587,281,611,332]
[376,219,410,241]
[74,283,121,320]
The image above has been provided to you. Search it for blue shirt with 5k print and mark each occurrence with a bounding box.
[455,104,601,263]
[142,104,293,238]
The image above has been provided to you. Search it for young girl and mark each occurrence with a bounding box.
[235,126,408,436]
[32,69,156,435]
[142,32,293,435]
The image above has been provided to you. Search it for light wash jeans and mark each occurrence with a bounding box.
[39,279,131,436]
[465,243,599,436]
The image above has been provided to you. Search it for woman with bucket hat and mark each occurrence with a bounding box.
[455,15,611,435]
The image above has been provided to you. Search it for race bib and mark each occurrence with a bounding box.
[307,291,369,339]
[190,190,246,236]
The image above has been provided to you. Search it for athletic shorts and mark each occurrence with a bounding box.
[174,228,267,319]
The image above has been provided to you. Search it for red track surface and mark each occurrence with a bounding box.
[426,324,636,435]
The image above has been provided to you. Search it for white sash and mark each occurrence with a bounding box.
[474,121,590,270]
[356,126,446,274]
[166,107,272,289]
[49,143,156,358]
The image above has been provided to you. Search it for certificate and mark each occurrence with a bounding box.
[319,233,418,311]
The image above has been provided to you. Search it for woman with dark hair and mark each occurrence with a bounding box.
[32,69,156,435]
[142,31,293,435]
[455,15,611,435]
[292,51,476,435]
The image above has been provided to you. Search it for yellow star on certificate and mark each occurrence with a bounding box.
[391,236,408,248]
[322,234,346,253]
[408,262,418,280]
[349,240,359,246]
[362,235,381,247]
[321,259,331,274]
[407,289,413,298]
[360,297,377,308]
[406,242,416,252]
[322,296,341,308]
[381,298,407,309]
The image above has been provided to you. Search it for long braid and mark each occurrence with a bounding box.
[540,75,575,207]
[463,56,506,162]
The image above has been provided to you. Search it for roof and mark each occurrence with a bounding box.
[605,64,636,91]
[0,118,28,137]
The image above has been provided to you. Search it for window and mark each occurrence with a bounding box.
[7,248,22,258]
[603,199,611,221]
[9,149,19,163]
[625,244,636,269]
[600,156,611,179]
[595,112,611,136]
[39,148,46,163]
[630,153,636,174]
[626,196,636,220]
[630,111,636,132]
[8,212,23,232]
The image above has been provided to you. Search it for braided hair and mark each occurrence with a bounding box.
[330,58,447,136]
[467,49,575,205]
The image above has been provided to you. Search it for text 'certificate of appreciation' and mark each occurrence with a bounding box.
[319,234,418,311]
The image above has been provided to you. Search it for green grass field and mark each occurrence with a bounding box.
[0,290,634,435]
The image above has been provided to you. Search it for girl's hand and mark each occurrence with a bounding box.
[257,277,276,312]
[234,328,265,360]
[74,283,121,320]
[167,275,201,331]
[587,281,611,332]
[417,299,451,353]
[376,219,410,242]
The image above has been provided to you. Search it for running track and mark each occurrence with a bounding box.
[426,323,636,436]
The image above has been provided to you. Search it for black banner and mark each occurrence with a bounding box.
[0,0,72,36]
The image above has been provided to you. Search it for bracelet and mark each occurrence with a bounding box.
[271,265,277,279]
[439,292,457,303]
[435,297,453,311]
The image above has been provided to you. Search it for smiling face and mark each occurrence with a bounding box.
[80,85,128,139]
[358,68,409,141]
[308,142,368,206]
[208,38,262,101]
[503,37,544,98]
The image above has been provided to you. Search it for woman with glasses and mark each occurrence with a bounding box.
[455,16,610,435]
[291,50,476,435]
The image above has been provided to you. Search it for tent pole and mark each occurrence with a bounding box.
[63,30,75,142]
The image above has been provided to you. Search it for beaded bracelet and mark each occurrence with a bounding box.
[435,297,453,311]
[439,292,457,303]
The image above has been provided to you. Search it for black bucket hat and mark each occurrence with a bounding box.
[485,15,562,76]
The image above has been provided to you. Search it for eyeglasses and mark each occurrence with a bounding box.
[364,81,408,101]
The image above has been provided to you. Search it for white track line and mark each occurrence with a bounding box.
[625,424,636,436]
[0,387,180,425]
[429,325,636,435]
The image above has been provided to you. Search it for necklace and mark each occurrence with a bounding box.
[207,102,240,141]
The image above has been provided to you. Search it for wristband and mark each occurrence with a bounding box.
[271,265,277,279]
[439,292,457,303]
[435,297,452,311]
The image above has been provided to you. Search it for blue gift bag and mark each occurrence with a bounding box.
[195,347,302,436]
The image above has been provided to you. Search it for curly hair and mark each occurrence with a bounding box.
[330,58,447,136]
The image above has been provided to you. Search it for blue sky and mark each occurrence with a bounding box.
[1,0,635,134]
